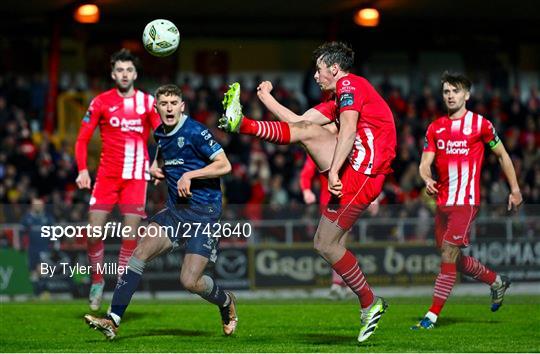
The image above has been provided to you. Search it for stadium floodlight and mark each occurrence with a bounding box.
[74,4,100,24]
[354,7,380,27]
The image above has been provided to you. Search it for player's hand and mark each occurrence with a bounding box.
[75,170,91,189]
[507,190,523,211]
[177,175,192,198]
[302,189,317,204]
[256,81,273,97]
[328,171,343,197]
[150,166,165,185]
[424,178,439,196]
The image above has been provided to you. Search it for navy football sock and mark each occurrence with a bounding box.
[110,257,145,324]
[199,275,229,307]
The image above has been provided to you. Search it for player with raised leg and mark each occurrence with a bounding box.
[412,72,522,330]
[220,42,396,343]
[75,49,161,311]
[84,84,237,340]
[221,81,338,174]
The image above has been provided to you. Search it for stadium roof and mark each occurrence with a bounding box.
[3,0,540,19]
[2,0,539,39]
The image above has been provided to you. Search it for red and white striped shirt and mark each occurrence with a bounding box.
[424,111,501,206]
[335,74,396,175]
[75,89,161,180]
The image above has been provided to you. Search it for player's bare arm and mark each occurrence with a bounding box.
[419,151,439,195]
[177,152,231,198]
[328,110,358,197]
[491,143,522,211]
[257,81,332,126]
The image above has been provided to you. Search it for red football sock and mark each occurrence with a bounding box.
[331,270,346,286]
[429,262,457,315]
[239,117,291,144]
[332,250,374,308]
[87,240,104,284]
[118,239,137,278]
[458,256,497,285]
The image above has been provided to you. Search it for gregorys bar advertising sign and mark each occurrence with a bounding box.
[251,243,441,288]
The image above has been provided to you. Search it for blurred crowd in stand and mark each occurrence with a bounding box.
[1,70,539,244]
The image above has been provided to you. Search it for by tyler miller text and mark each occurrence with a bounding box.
[40,263,129,278]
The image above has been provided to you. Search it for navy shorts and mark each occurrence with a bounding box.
[149,204,221,263]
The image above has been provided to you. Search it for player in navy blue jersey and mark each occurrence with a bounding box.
[84,84,237,340]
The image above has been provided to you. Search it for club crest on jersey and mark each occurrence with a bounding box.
[177,137,185,148]
[463,127,472,135]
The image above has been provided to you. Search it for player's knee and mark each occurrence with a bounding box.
[132,247,150,262]
[313,237,331,257]
[441,244,459,263]
[180,273,198,293]
[88,213,107,227]
[86,237,101,246]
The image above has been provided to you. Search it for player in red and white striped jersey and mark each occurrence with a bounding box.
[220,42,394,343]
[413,72,522,330]
[424,109,501,207]
[75,49,161,312]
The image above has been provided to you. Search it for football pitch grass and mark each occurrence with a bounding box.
[1,296,539,352]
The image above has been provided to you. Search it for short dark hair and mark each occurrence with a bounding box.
[312,41,354,72]
[110,48,140,71]
[155,84,183,100]
[441,71,472,92]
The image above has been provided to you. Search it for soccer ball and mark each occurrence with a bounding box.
[142,19,180,57]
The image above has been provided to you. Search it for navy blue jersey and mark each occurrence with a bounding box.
[154,115,224,209]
